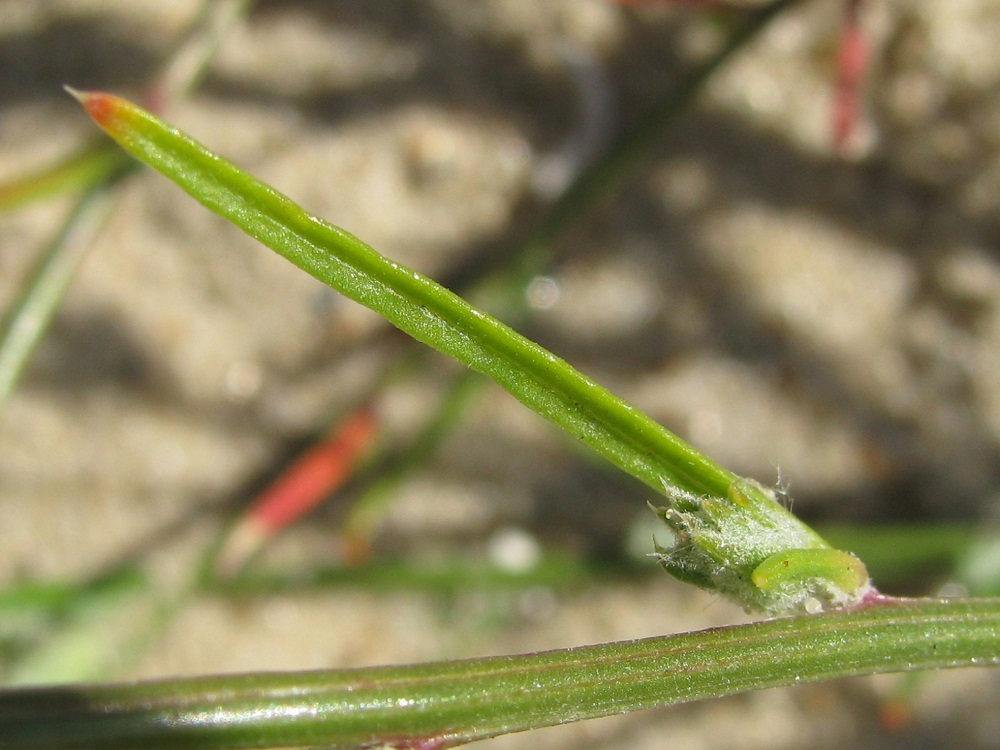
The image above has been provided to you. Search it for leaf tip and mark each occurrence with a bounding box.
[64,85,124,132]
[62,84,86,102]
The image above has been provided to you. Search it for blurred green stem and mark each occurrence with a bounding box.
[340,369,482,545]
[0,146,126,211]
[146,0,255,108]
[453,0,802,306]
[0,186,118,413]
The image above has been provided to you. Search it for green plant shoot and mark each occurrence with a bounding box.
[66,88,871,615]
[652,480,871,614]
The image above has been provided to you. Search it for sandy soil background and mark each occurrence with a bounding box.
[2,1,1000,748]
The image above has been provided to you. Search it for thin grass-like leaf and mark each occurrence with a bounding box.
[0,146,127,212]
[0,188,118,413]
[66,86,736,504]
[66,86,880,614]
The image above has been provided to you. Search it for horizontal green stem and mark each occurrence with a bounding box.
[3,597,998,750]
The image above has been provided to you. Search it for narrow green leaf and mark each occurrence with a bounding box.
[66,87,737,502]
[64,89,876,615]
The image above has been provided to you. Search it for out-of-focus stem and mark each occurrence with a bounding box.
[146,0,256,111]
[0,187,117,413]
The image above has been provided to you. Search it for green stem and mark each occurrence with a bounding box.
[146,0,256,108]
[0,186,118,413]
[0,145,127,211]
[341,368,482,545]
[3,597,998,750]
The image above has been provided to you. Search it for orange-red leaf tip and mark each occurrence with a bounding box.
[64,85,124,131]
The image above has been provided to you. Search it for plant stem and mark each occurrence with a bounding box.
[0,186,118,413]
[3,597,998,750]
[0,145,126,211]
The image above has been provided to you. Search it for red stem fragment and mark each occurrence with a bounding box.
[257,407,379,531]
[832,0,870,154]
[216,406,379,577]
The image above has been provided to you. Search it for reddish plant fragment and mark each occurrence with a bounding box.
[256,408,379,531]
[216,406,379,577]
[378,735,454,750]
[879,698,913,733]
[832,0,870,154]
[610,0,874,155]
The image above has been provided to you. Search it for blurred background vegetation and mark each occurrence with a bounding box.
[2,1,1000,747]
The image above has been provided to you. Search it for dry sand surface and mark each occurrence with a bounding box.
[2,1,1000,748]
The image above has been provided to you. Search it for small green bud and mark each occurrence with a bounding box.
[651,478,873,615]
